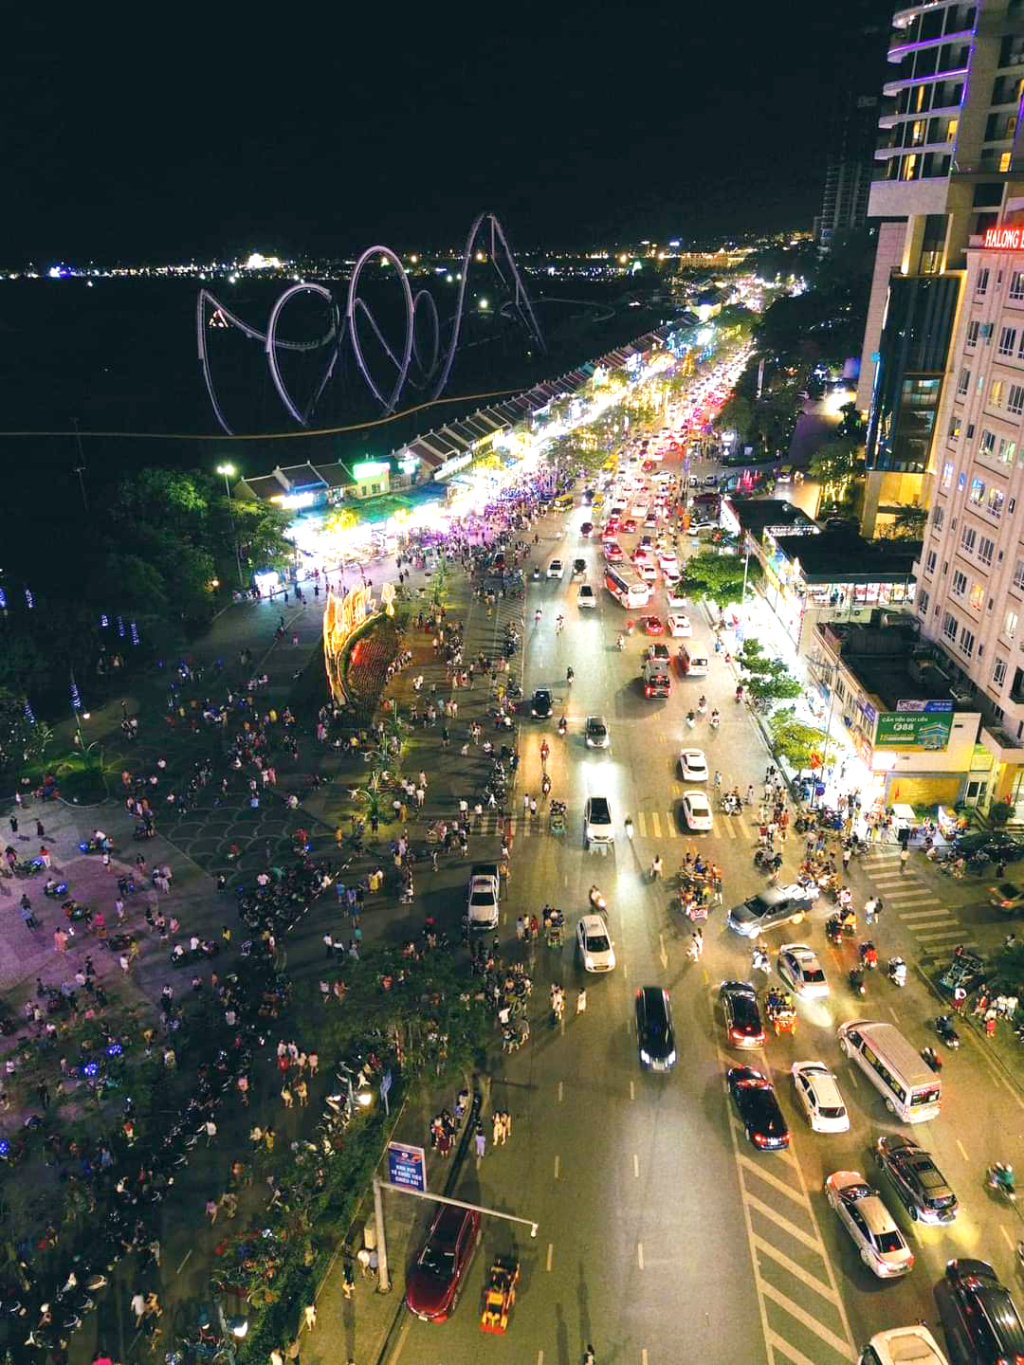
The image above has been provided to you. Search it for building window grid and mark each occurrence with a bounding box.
[1009,384,1024,415]
[959,625,975,658]
[999,325,1018,356]
[952,568,968,597]
[967,319,980,348]
[979,535,995,566]
[942,611,958,642]
[993,656,1008,688]
[1010,270,1024,302]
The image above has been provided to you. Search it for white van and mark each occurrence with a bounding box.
[837,1019,941,1123]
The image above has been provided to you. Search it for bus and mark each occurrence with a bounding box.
[604,566,651,609]
[553,493,575,512]
[837,1019,941,1123]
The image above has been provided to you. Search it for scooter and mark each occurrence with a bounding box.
[588,886,606,911]
[859,941,878,971]
[887,956,907,987]
[935,1014,961,1049]
[986,1162,1016,1201]
[921,1046,942,1073]
[849,968,866,998]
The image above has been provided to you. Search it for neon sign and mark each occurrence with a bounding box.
[983,225,1024,250]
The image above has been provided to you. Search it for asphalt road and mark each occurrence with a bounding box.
[384,470,1024,1365]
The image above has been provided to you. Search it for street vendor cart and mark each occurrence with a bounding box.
[480,1257,519,1334]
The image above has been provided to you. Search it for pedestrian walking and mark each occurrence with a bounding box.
[281,1087,294,1109]
[130,1291,146,1328]
[899,848,910,873]
[205,1199,218,1225]
[475,1124,486,1158]
[576,987,587,1016]
[303,1303,316,1332]
[952,985,967,1013]
[204,1119,217,1145]
[342,1259,355,1299]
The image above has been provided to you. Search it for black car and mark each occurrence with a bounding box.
[727,1066,790,1150]
[530,688,552,719]
[941,1259,1024,1365]
[635,987,676,1071]
[572,558,587,577]
[727,886,811,938]
[719,981,766,1049]
[953,830,1024,864]
[874,1135,958,1225]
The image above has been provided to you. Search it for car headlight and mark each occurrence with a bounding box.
[639,1049,651,1064]
[584,956,594,969]
[665,1050,676,1065]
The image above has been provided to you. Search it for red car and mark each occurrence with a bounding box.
[604,542,623,563]
[642,615,665,635]
[622,518,638,534]
[601,525,619,542]
[405,1204,480,1322]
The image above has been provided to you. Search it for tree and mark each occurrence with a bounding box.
[809,437,862,506]
[678,552,760,608]
[768,707,833,770]
[430,557,450,613]
[0,687,53,773]
[891,505,927,540]
[737,639,802,710]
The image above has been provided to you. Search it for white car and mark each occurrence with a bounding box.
[791,1062,849,1133]
[777,944,830,999]
[638,561,658,583]
[577,584,596,608]
[678,749,708,782]
[681,791,713,832]
[776,880,820,904]
[662,565,682,587]
[658,550,678,571]
[824,1172,914,1279]
[667,614,692,638]
[859,1327,949,1365]
[631,502,649,518]
[576,913,616,972]
[685,653,709,676]
[547,560,564,580]
[466,874,499,930]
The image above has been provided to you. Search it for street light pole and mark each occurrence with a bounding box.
[72,419,89,514]
[216,463,246,589]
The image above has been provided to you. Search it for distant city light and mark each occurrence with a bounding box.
[479,297,489,310]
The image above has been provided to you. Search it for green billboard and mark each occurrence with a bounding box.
[875,711,953,752]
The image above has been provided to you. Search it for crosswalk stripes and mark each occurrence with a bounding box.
[651,811,662,840]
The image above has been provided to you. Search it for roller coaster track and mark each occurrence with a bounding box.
[197,211,545,435]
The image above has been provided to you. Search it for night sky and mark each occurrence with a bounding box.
[9,2,893,264]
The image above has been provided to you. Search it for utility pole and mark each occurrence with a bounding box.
[72,419,89,513]
[216,463,246,589]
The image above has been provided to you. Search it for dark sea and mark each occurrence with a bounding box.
[0,272,669,497]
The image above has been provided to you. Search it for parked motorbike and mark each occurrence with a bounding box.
[887,957,907,987]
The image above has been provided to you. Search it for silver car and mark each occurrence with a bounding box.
[825,1171,914,1278]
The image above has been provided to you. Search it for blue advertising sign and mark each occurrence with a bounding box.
[387,1142,427,1193]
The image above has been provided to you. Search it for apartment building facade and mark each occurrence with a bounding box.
[857,0,1024,535]
[913,200,1024,810]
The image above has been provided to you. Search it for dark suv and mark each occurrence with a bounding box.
[941,1259,1024,1365]
[874,1135,958,1225]
[635,987,676,1071]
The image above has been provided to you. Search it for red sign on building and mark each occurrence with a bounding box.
[983,224,1024,250]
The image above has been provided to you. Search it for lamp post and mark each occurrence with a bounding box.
[216,463,246,589]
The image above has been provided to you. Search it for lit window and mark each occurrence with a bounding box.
[980,429,997,456]
[942,459,955,487]
[1000,151,1012,173]
[969,581,985,610]
[948,415,962,443]
[1014,558,1024,591]
[998,436,1017,464]
[988,487,1005,517]
[989,380,1004,407]
[1006,610,1019,641]
[910,119,926,146]
[968,476,986,504]
[946,117,958,141]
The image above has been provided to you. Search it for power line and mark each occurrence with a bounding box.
[0,385,527,443]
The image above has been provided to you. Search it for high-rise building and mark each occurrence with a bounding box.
[856,0,1024,536]
[816,95,882,249]
[910,200,1024,812]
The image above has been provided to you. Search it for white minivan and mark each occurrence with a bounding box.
[837,1019,941,1123]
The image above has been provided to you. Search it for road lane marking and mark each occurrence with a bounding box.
[637,812,647,837]
[637,1242,644,1269]
[666,815,677,838]
[557,1080,563,1102]
[641,1352,648,1365]
[659,933,668,969]
[629,1080,635,1101]
[553,1154,560,1180]
[651,811,662,838]
[537,1353,544,1365]
[736,1155,811,1208]
[176,1249,192,1274]
[1000,1224,1016,1250]
[767,1328,849,1365]
[633,1153,640,1178]
[758,1282,856,1361]
[916,928,969,942]
[546,1242,553,1271]
[623,961,629,980]
[956,1139,969,1162]
[751,1233,841,1307]
[899,910,952,921]
[386,1315,412,1365]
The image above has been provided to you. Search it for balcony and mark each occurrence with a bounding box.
[888,26,974,62]
[884,66,969,97]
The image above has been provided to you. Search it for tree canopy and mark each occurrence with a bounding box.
[768,706,833,770]
[678,551,760,608]
[737,639,802,710]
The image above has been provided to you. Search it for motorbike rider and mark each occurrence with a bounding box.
[556,614,564,633]
[558,716,567,736]
[735,684,744,702]
[710,707,720,728]
[697,695,707,714]
[989,1162,1016,1196]
[616,632,625,650]
[566,666,574,685]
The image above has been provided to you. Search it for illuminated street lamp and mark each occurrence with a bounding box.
[216,463,246,589]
